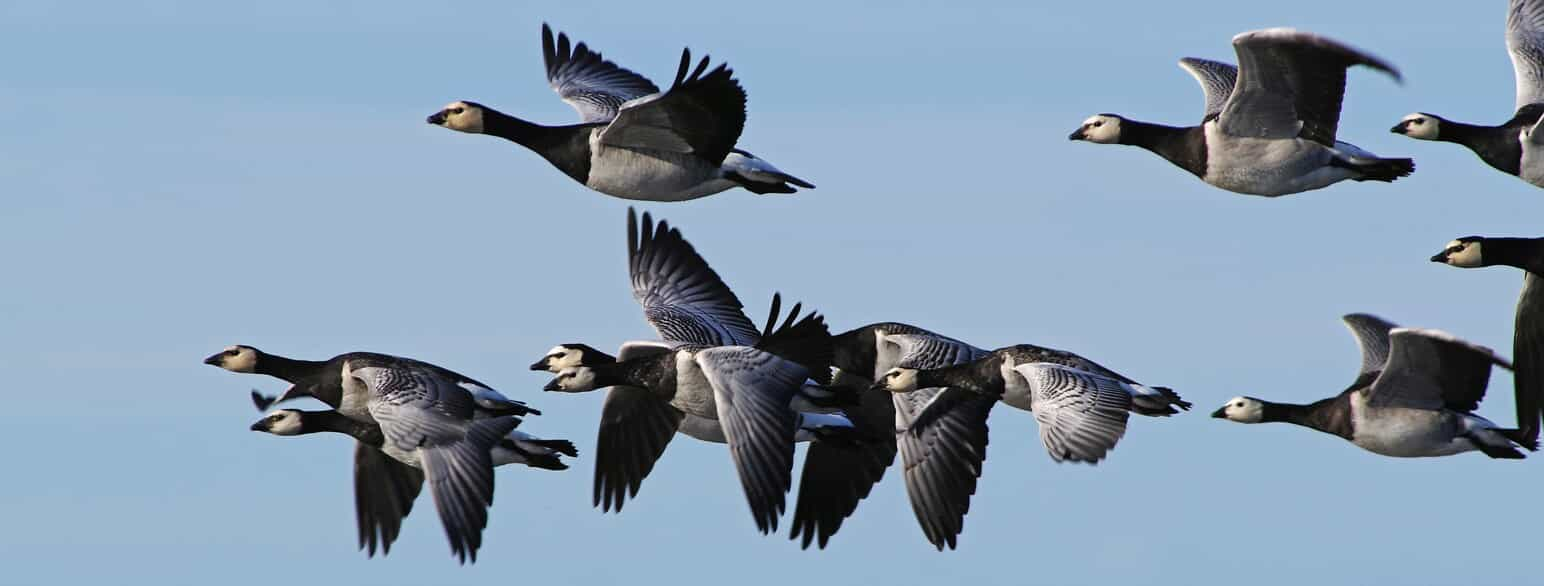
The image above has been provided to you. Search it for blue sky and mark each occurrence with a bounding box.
[3,1,1541,584]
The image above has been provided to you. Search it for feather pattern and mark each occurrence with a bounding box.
[697,347,805,534]
[542,23,660,124]
[1510,0,1544,109]
[629,209,761,346]
[1014,364,1134,463]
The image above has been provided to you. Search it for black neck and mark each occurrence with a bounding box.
[1260,396,1352,440]
[300,410,384,447]
[1434,119,1521,175]
[480,108,593,184]
[254,352,327,384]
[917,356,1001,396]
[1482,238,1544,274]
[593,355,674,391]
[1119,120,1207,178]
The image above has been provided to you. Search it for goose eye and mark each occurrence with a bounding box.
[225,349,239,356]
[1092,121,1103,127]
[449,107,464,114]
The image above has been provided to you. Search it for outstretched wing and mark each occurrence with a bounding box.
[599,48,747,165]
[1220,28,1400,146]
[895,387,994,550]
[1342,313,1399,377]
[543,23,660,123]
[592,385,684,512]
[1364,328,1512,413]
[787,385,897,549]
[1510,0,1544,110]
[353,442,424,558]
[628,209,761,346]
[697,347,803,534]
[1015,364,1133,464]
[1178,57,1238,119]
[356,363,508,564]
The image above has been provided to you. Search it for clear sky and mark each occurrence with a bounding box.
[3,1,1541,584]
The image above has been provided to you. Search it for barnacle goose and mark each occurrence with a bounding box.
[1070,28,1412,196]
[426,24,812,201]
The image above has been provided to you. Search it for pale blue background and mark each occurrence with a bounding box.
[3,1,1540,584]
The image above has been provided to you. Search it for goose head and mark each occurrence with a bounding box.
[1430,237,1485,268]
[531,344,612,372]
[1211,396,1265,423]
[543,366,600,393]
[871,367,921,393]
[1390,113,1442,140]
[427,101,487,134]
[1068,114,1125,144]
[250,409,307,435]
[204,345,260,373]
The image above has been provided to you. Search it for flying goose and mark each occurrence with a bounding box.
[544,297,834,534]
[332,354,524,563]
[251,409,576,469]
[786,322,995,551]
[249,408,575,556]
[426,24,813,201]
[1392,0,1544,186]
[206,348,538,562]
[538,209,845,533]
[1432,236,1544,445]
[874,342,1189,464]
[1212,314,1535,458]
[204,346,538,419]
[1069,28,1413,196]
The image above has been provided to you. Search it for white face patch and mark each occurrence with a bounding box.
[551,367,598,392]
[435,101,485,134]
[879,367,920,393]
[1215,396,1264,423]
[1075,115,1122,144]
[1441,239,1483,267]
[262,410,304,435]
[214,345,258,373]
[542,345,583,371]
[1397,113,1439,140]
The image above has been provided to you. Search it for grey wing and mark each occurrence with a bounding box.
[697,347,804,534]
[1014,364,1133,464]
[1342,313,1399,377]
[543,24,660,123]
[894,387,993,551]
[353,442,424,558]
[599,48,747,165]
[884,334,989,371]
[1510,0,1544,109]
[628,209,761,346]
[592,385,684,512]
[1178,57,1238,119]
[1365,328,1511,412]
[357,364,479,423]
[416,416,521,564]
[787,386,897,550]
[1515,275,1544,443]
[1221,28,1400,146]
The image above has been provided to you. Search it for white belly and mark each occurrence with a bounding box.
[677,415,728,443]
[1203,124,1350,196]
[586,143,736,201]
[1349,395,1473,458]
[999,361,1034,412]
[1518,137,1544,187]
[670,352,719,418]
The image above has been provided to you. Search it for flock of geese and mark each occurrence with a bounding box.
[205,5,1544,564]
